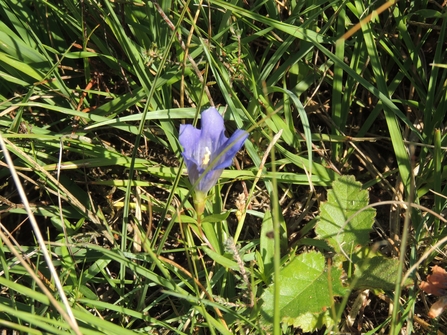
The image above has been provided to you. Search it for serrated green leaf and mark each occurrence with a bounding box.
[285,310,335,333]
[352,250,412,291]
[315,175,375,254]
[260,251,346,327]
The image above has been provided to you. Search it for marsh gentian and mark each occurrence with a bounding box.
[179,107,248,215]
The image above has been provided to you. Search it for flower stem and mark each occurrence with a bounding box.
[193,191,214,250]
[194,191,207,219]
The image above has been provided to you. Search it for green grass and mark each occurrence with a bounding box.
[1,0,447,333]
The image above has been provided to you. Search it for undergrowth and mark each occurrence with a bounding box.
[1,0,447,334]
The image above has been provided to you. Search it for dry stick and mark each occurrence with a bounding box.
[414,314,445,335]
[153,1,214,106]
[0,229,82,332]
[226,237,254,308]
[57,138,75,263]
[0,134,81,335]
[337,0,396,43]
[4,137,115,244]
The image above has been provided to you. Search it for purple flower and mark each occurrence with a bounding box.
[179,107,249,194]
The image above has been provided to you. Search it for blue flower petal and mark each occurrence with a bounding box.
[179,107,248,194]
[214,129,249,169]
[193,108,228,168]
[197,168,224,194]
[179,124,201,162]
[199,107,227,152]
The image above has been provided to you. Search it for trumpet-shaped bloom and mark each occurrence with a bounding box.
[179,107,249,194]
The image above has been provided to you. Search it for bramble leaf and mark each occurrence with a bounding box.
[260,251,346,330]
[285,310,336,333]
[315,175,375,254]
[352,252,411,291]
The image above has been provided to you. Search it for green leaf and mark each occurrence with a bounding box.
[63,285,98,300]
[352,249,413,291]
[315,175,376,254]
[260,251,346,328]
[414,9,444,18]
[285,310,336,333]
[175,215,197,224]
[260,209,287,278]
[260,210,275,273]
[201,211,231,223]
[202,247,241,271]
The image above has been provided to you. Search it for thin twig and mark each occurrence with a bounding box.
[0,134,81,335]
[5,137,115,244]
[233,129,283,244]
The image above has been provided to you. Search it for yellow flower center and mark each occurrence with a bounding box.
[202,147,211,166]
